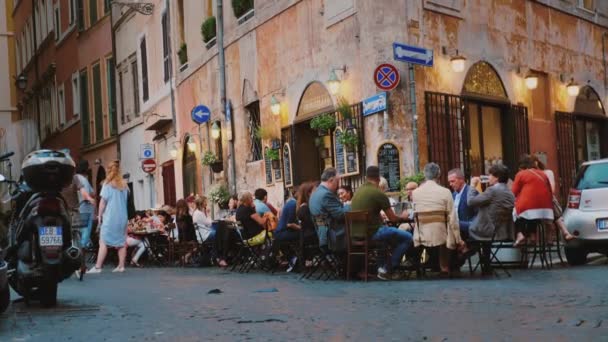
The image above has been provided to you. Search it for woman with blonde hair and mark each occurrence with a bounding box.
[89,161,130,273]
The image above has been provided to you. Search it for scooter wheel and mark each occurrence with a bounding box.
[39,279,57,308]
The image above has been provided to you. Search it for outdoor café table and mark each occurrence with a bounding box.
[131,229,167,265]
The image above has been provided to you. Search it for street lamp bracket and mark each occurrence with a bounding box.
[111,1,154,15]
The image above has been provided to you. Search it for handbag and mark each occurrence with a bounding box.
[528,169,562,219]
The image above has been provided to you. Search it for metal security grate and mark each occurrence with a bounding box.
[247,102,262,161]
[336,103,366,192]
[424,92,465,185]
[555,111,577,204]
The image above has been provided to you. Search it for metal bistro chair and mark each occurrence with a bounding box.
[413,210,449,277]
[301,214,342,281]
[466,228,513,278]
[230,222,272,273]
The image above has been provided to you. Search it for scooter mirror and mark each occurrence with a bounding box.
[0,190,9,204]
[0,174,4,182]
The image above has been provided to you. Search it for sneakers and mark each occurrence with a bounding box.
[112,267,125,273]
[377,267,390,281]
[88,266,102,274]
[286,256,298,273]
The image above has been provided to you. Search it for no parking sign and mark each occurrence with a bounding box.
[374,63,400,91]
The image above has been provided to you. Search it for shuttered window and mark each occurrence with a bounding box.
[80,70,90,145]
[106,58,117,135]
[140,38,149,102]
[92,63,103,142]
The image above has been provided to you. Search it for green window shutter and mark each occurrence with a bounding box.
[106,58,117,136]
[77,0,85,31]
[92,64,103,142]
[80,71,90,145]
[89,0,98,25]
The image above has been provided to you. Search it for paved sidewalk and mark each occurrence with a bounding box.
[1,264,608,341]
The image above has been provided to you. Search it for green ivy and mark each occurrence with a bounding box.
[400,172,425,197]
[310,114,336,131]
[336,130,359,147]
[232,0,254,18]
[265,148,280,161]
[201,16,217,43]
[336,97,353,120]
[178,43,188,65]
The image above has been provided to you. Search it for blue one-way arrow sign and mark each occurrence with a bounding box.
[191,105,211,125]
[393,42,433,67]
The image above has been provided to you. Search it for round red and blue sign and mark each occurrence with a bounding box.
[374,63,400,91]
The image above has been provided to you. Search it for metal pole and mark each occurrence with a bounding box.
[149,174,155,208]
[167,0,177,135]
[216,0,237,196]
[383,110,389,140]
[408,63,419,173]
[200,124,214,219]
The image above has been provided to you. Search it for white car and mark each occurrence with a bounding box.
[563,158,608,265]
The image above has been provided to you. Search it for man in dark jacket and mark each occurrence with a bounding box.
[448,169,476,240]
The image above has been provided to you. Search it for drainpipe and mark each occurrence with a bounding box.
[167,0,177,135]
[110,6,120,160]
[31,0,41,144]
[216,0,237,195]
[603,32,608,97]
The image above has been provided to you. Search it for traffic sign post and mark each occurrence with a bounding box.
[140,144,154,160]
[141,159,157,174]
[393,42,434,67]
[374,64,400,91]
[191,105,211,125]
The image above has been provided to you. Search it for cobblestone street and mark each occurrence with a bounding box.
[2,261,608,341]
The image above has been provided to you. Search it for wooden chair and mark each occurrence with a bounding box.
[413,210,449,277]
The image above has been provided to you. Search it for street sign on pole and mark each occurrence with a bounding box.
[141,159,157,173]
[362,92,388,117]
[191,105,211,125]
[374,64,400,91]
[393,42,434,67]
[140,144,154,160]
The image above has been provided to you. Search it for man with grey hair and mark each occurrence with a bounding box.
[412,163,464,274]
[447,168,476,239]
[310,167,348,251]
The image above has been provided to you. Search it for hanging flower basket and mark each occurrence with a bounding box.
[211,161,223,173]
[310,114,336,137]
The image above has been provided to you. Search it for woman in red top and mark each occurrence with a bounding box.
[512,155,554,245]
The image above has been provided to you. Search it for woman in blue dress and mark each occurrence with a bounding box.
[89,161,129,273]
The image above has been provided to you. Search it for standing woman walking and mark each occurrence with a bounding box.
[75,160,96,248]
[89,161,130,273]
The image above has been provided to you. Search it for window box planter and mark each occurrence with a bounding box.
[201,16,217,47]
[237,8,255,25]
[232,0,254,22]
[205,37,217,50]
[178,43,188,65]
[271,159,281,170]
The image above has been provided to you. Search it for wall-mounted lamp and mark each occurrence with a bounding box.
[327,66,347,96]
[270,95,281,116]
[442,47,466,73]
[14,74,27,91]
[566,78,580,97]
[169,141,180,159]
[524,73,538,90]
[187,139,197,152]
[211,121,221,140]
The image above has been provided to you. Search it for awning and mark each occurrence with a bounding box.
[145,119,173,131]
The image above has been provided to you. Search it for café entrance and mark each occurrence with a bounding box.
[425,61,530,184]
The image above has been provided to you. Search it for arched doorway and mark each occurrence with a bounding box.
[182,136,198,197]
[283,82,335,185]
[555,85,608,200]
[425,61,529,183]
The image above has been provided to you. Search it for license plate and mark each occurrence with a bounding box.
[39,226,63,246]
[597,219,608,231]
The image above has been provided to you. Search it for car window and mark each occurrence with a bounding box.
[575,163,608,190]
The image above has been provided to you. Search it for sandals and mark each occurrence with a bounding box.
[130,260,143,268]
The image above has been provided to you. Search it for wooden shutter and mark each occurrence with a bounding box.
[162,161,176,207]
[92,64,103,142]
[79,70,90,145]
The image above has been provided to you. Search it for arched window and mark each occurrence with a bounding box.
[462,61,508,101]
[574,85,605,116]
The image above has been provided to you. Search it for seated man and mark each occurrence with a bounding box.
[309,168,348,252]
[253,188,272,216]
[448,168,476,240]
[351,166,413,280]
[412,163,464,274]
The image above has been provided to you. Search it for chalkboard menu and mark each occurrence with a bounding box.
[333,128,346,175]
[283,144,293,187]
[264,147,273,185]
[378,143,400,192]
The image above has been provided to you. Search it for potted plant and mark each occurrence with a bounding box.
[232,0,254,19]
[201,16,217,47]
[337,129,359,152]
[202,151,223,173]
[265,148,281,169]
[178,43,188,65]
[337,97,354,127]
[208,182,230,209]
[310,114,336,136]
[254,126,274,140]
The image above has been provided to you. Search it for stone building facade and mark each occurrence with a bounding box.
[136,0,607,210]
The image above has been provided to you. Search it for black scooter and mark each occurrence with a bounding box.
[2,150,81,307]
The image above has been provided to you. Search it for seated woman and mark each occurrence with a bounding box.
[126,211,147,267]
[464,165,515,274]
[175,199,198,264]
[235,192,268,242]
[192,196,214,242]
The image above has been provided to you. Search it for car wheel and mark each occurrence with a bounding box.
[565,246,588,266]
